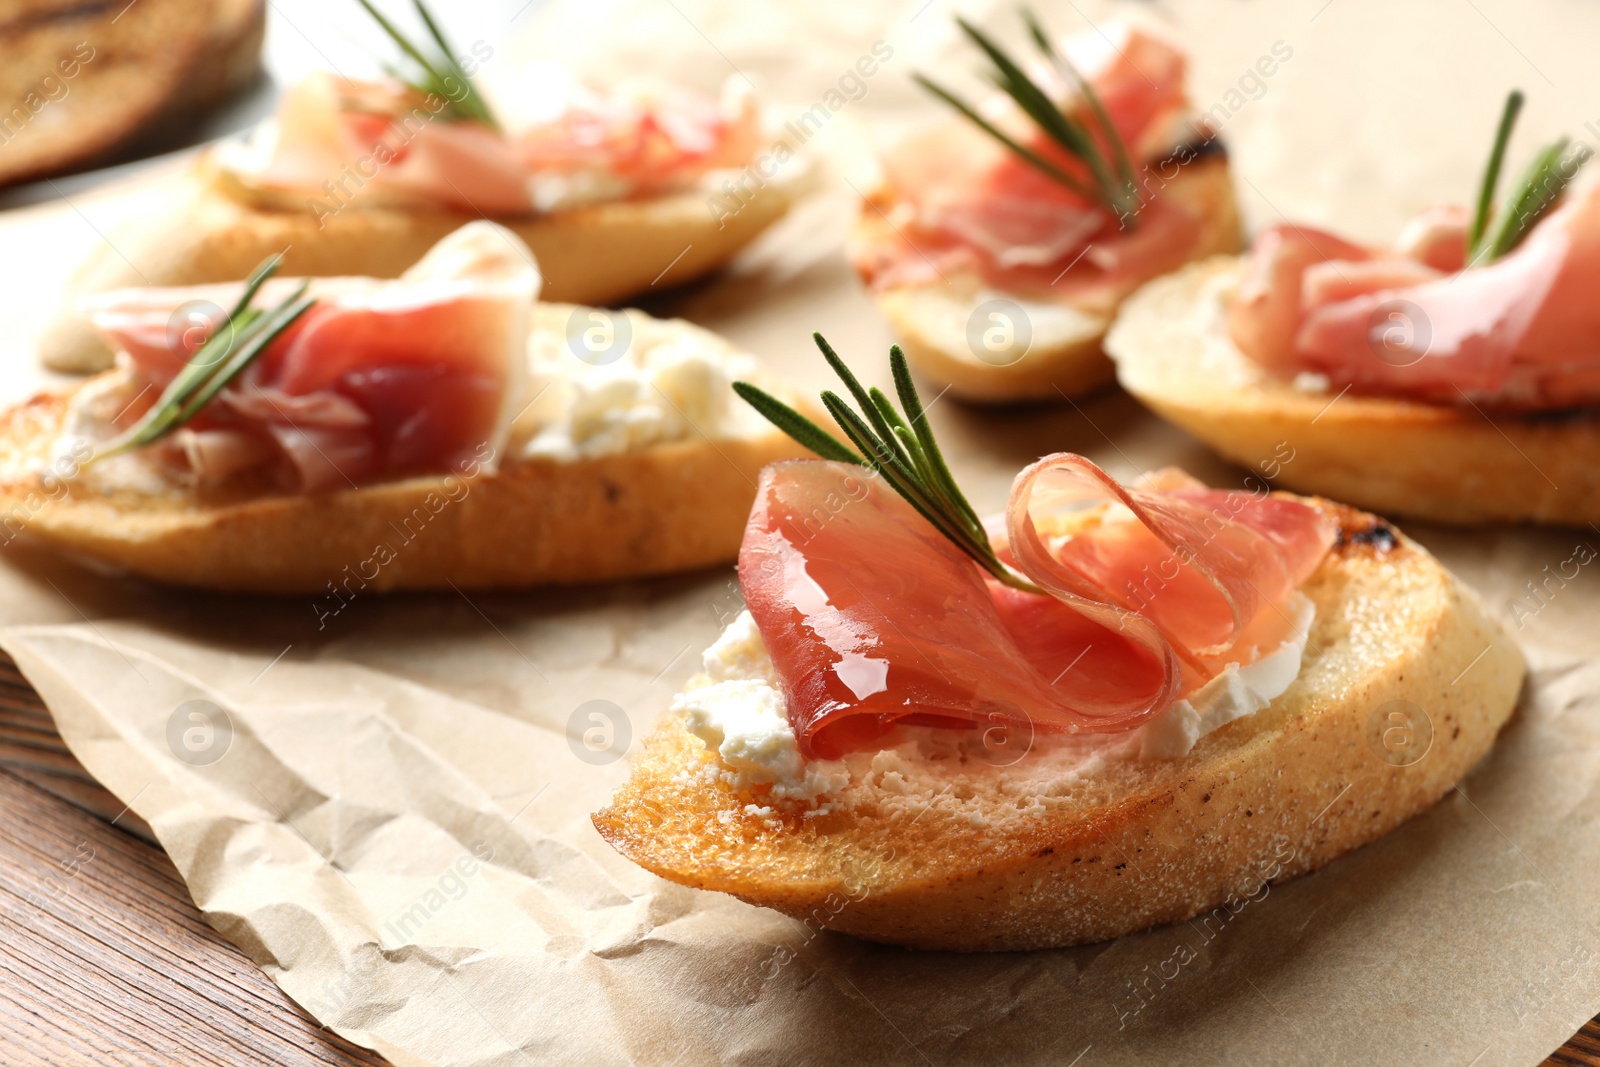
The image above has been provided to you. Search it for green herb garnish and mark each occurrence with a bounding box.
[915,8,1140,226]
[734,335,1044,594]
[91,255,316,462]
[353,0,499,128]
[1467,89,1591,264]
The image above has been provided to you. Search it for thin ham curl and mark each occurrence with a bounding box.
[1227,185,1600,409]
[84,222,537,493]
[739,456,1334,758]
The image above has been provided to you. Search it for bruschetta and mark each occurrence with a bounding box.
[850,17,1243,403]
[1107,91,1600,525]
[1,223,811,592]
[593,337,1524,951]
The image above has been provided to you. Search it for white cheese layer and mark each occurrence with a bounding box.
[673,612,851,805]
[677,598,1316,799]
[516,311,770,460]
[1131,593,1316,758]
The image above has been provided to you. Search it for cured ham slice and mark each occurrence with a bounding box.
[1224,225,1371,377]
[859,25,1202,300]
[1394,204,1469,272]
[512,73,762,190]
[739,457,1334,758]
[84,222,537,493]
[1228,186,1600,408]
[244,68,759,216]
[253,74,534,215]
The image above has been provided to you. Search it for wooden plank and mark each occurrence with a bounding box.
[0,761,387,1066]
[1549,1021,1600,1067]
[0,649,1593,1065]
[0,655,152,838]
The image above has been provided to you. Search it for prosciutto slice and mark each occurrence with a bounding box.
[245,67,759,216]
[1228,184,1600,409]
[84,221,537,493]
[739,457,1334,758]
[858,24,1202,301]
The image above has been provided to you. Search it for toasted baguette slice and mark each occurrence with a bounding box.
[40,157,799,374]
[0,0,220,188]
[593,501,1524,951]
[855,155,1243,403]
[1,306,809,593]
[1107,256,1600,526]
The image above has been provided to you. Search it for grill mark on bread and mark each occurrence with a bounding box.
[1317,499,1402,555]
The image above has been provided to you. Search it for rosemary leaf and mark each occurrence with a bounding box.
[1468,90,1523,259]
[813,334,914,472]
[912,74,1097,200]
[734,333,1044,594]
[410,0,497,128]
[1023,10,1137,218]
[874,394,945,505]
[730,381,861,465]
[888,346,984,535]
[355,0,446,85]
[955,18,1083,154]
[1480,137,1591,262]
[917,8,1140,223]
[354,0,498,128]
[92,260,317,463]
[1466,90,1589,264]
[823,393,989,564]
[876,391,965,537]
[171,286,315,424]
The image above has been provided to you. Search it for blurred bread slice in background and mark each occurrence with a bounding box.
[0,0,265,188]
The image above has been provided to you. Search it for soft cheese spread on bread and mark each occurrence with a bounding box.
[517,311,772,460]
[679,593,1313,809]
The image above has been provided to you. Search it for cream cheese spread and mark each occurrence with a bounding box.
[677,597,1316,800]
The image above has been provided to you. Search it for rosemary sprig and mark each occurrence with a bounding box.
[1467,89,1591,264]
[733,335,1044,595]
[915,8,1140,225]
[91,256,316,463]
[353,0,499,129]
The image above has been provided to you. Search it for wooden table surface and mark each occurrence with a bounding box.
[0,649,1594,1067]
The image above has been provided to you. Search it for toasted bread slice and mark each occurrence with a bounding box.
[1,306,809,593]
[1106,256,1600,526]
[593,501,1524,951]
[855,155,1243,403]
[181,0,266,115]
[40,158,799,374]
[0,0,222,188]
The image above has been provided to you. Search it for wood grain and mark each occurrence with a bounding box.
[0,648,1591,1065]
[0,654,387,1066]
